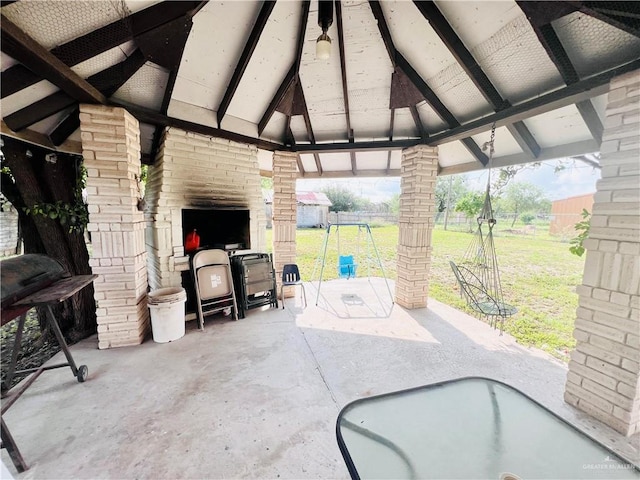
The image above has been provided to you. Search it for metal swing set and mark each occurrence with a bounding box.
[313,223,394,306]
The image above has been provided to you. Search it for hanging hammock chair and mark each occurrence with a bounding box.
[450,124,517,334]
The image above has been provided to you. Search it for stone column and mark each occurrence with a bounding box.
[272,151,298,296]
[395,145,438,309]
[80,105,149,349]
[565,70,640,436]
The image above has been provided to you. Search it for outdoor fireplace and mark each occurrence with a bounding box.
[182,208,251,252]
[144,128,267,291]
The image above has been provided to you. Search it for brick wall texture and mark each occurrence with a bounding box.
[144,127,266,290]
[271,152,297,296]
[565,70,640,436]
[79,105,149,349]
[396,145,438,309]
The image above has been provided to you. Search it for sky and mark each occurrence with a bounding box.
[296,158,601,203]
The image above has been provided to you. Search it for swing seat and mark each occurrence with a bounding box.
[450,261,517,333]
[338,255,357,279]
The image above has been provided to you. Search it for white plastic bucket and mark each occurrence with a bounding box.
[148,287,187,343]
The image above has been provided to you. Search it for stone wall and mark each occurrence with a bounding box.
[395,145,438,309]
[144,127,266,290]
[565,70,640,436]
[80,105,149,349]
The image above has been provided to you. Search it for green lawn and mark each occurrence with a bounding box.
[266,224,583,360]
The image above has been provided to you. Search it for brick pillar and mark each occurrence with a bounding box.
[565,70,640,436]
[272,151,297,296]
[80,105,149,349]
[395,145,438,309]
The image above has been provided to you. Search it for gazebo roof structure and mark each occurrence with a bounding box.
[1,1,639,176]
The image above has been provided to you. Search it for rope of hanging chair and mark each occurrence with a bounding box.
[458,122,508,306]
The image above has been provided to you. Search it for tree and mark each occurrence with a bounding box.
[500,181,548,227]
[387,193,400,214]
[435,175,468,222]
[260,176,273,190]
[323,185,362,212]
[454,191,485,232]
[1,136,96,341]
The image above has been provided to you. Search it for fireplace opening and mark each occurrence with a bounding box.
[182,208,251,252]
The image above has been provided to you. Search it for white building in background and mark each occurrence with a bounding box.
[263,190,332,228]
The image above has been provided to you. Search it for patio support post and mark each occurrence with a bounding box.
[565,69,640,436]
[79,104,150,349]
[395,145,438,309]
[272,151,298,298]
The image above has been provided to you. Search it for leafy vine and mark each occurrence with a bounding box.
[569,209,591,257]
[24,165,89,234]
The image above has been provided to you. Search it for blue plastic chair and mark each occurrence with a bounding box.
[338,255,357,279]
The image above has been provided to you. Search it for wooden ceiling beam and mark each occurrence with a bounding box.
[336,2,355,145]
[412,1,505,109]
[293,1,311,75]
[386,108,395,173]
[427,58,640,145]
[409,105,426,140]
[292,139,421,154]
[217,1,276,128]
[5,92,75,132]
[1,1,203,98]
[576,2,640,38]
[414,1,540,159]
[258,65,297,135]
[368,2,490,165]
[1,15,107,104]
[258,1,309,137]
[301,169,401,179]
[518,4,604,144]
[113,101,282,152]
[7,49,147,133]
[49,108,80,147]
[368,1,397,66]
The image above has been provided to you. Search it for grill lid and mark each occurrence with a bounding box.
[1,254,67,308]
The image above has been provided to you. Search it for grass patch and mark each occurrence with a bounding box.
[266,224,583,360]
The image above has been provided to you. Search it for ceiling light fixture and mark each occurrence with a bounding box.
[316,0,334,60]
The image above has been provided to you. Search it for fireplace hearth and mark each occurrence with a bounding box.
[182,208,251,252]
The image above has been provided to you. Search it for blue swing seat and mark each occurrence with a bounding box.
[338,255,357,279]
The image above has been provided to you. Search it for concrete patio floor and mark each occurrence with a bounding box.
[2,278,639,479]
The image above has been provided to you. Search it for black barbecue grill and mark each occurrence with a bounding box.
[1,253,97,472]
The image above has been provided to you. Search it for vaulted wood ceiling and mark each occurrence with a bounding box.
[1,1,639,177]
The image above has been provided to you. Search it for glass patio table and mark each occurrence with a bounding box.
[336,377,640,479]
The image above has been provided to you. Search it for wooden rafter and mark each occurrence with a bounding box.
[259,65,297,135]
[292,139,420,154]
[113,101,282,152]
[336,0,356,176]
[427,58,640,145]
[386,109,395,173]
[217,1,277,127]
[577,1,640,38]
[1,15,106,104]
[1,1,203,98]
[518,2,604,143]
[49,109,80,147]
[368,1,396,65]
[48,49,147,146]
[146,16,196,163]
[368,2,488,165]
[414,1,540,158]
[413,1,504,108]
[409,106,426,140]
[7,49,146,132]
